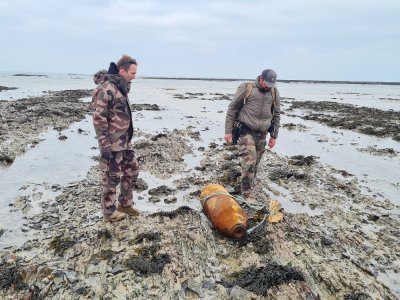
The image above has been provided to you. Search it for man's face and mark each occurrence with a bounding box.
[259,77,270,90]
[120,64,137,82]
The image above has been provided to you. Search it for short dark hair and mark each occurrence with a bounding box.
[116,54,137,71]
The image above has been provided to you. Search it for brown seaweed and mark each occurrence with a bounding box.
[222,262,304,295]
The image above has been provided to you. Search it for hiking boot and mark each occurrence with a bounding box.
[243,192,257,203]
[104,210,127,222]
[117,205,140,217]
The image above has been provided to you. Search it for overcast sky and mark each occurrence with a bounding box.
[1,0,399,81]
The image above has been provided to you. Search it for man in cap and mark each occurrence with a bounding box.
[91,54,140,222]
[224,69,281,203]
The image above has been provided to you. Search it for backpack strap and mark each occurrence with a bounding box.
[242,82,277,115]
[243,83,276,106]
[243,82,254,105]
[270,87,276,116]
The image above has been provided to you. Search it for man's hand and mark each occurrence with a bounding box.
[224,133,233,144]
[268,137,276,149]
[100,147,112,160]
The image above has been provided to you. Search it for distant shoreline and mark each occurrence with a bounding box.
[142,76,400,86]
[5,73,400,85]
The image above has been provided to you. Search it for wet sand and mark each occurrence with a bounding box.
[0,89,399,299]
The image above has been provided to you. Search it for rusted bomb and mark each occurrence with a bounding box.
[200,184,248,239]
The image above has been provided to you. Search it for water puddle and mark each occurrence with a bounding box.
[262,183,325,216]
[0,117,97,248]
[277,115,400,209]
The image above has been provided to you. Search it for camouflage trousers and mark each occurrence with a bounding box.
[99,149,139,215]
[238,132,267,194]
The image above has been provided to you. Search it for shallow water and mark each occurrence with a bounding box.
[1,73,399,249]
[0,72,93,100]
[278,115,400,205]
[0,117,97,248]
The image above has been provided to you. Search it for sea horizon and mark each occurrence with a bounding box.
[1,71,400,86]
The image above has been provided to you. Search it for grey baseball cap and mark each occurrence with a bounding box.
[261,69,277,88]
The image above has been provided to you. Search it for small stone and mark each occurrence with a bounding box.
[173,281,181,292]
[229,285,254,300]
[321,235,335,246]
[110,264,128,275]
[147,289,160,296]
[187,233,197,242]
[164,196,177,204]
[135,178,148,190]
[86,264,101,275]
[148,196,161,203]
[53,271,64,285]
[367,214,379,221]
[64,271,79,284]
[203,280,215,290]
[186,277,204,298]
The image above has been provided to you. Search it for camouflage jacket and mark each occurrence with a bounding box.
[91,71,133,152]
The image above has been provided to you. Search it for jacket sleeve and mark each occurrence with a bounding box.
[270,88,281,138]
[224,83,246,134]
[91,85,112,149]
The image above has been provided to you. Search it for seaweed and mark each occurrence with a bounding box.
[222,262,304,296]
[97,229,112,240]
[134,244,160,257]
[0,262,28,291]
[92,249,115,262]
[21,285,41,300]
[219,168,241,187]
[0,151,15,164]
[124,253,171,275]
[344,292,372,300]
[235,222,271,254]
[150,206,194,219]
[269,169,308,181]
[48,236,75,255]
[124,229,171,275]
[133,232,161,244]
[150,133,168,141]
[288,155,318,166]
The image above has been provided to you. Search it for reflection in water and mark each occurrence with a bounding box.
[0,117,97,248]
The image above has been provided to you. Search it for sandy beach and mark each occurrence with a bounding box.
[0,78,399,299]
